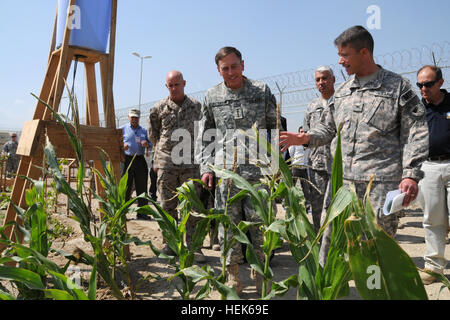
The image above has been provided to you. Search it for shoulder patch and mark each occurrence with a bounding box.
[409,101,426,118]
[400,90,425,118]
[400,89,415,106]
[150,111,158,119]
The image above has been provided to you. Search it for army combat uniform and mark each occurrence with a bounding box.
[303,97,333,233]
[198,77,277,266]
[309,67,429,240]
[149,96,202,247]
[2,140,19,178]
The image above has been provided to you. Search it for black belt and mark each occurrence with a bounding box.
[427,154,450,161]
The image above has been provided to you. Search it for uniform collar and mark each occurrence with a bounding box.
[129,123,141,131]
[166,96,187,110]
[349,65,384,90]
[223,76,248,94]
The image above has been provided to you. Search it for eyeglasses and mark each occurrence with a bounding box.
[416,80,437,89]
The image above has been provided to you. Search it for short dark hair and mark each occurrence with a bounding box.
[334,25,374,54]
[215,46,242,66]
[417,65,443,81]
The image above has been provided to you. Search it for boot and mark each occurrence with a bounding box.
[226,264,243,295]
[161,242,175,256]
[194,249,206,263]
[420,268,442,285]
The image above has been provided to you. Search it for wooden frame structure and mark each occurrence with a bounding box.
[1,0,122,246]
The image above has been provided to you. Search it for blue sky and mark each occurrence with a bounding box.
[0,0,449,132]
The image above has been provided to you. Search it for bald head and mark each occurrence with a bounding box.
[165,70,186,105]
[166,70,184,82]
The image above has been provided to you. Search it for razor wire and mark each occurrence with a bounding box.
[102,41,450,127]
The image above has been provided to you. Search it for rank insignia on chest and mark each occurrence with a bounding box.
[234,107,244,119]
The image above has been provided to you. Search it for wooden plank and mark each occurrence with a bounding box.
[1,155,43,244]
[1,156,30,243]
[84,64,105,197]
[48,5,58,63]
[33,53,60,120]
[16,120,44,156]
[72,47,106,63]
[48,0,76,118]
[85,62,100,126]
[99,57,109,120]
[45,47,74,119]
[104,0,117,129]
[13,158,43,244]
[16,121,122,162]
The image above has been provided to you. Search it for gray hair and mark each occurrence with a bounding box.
[315,65,334,77]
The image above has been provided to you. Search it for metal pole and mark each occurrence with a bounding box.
[132,52,152,112]
[139,57,143,112]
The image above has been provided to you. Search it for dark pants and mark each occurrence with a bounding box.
[149,166,158,201]
[123,154,148,207]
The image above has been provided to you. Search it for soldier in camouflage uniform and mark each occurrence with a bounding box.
[198,47,277,295]
[2,133,19,178]
[303,66,335,233]
[149,70,205,262]
[280,26,428,262]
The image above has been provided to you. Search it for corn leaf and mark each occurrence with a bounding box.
[0,289,15,300]
[44,289,75,300]
[47,270,89,300]
[0,266,45,290]
[344,181,428,300]
[88,257,97,300]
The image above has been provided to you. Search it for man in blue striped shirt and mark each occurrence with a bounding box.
[121,108,150,219]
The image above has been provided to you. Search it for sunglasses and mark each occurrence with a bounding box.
[416,80,437,89]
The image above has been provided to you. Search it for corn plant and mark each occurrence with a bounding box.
[31,92,144,299]
[132,197,200,299]
[209,167,282,299]
[132,181,237,300]
[131,178,258,300]
[204,125,432,300]
[0,181,97,300]
[176,179,257,300]
[261,126,429,300]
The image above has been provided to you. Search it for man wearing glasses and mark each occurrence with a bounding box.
[280,26,429,241]
[416,65,450,285]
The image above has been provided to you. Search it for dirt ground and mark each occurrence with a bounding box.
[42,191,450,301]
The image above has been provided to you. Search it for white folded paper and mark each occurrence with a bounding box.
[383,190,406,216]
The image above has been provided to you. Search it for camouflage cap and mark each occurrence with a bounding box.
[129,108,140,118]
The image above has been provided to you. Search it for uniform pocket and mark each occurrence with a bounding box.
[212,104,235,129]
[161,110,177,129]
[365,95,399,133]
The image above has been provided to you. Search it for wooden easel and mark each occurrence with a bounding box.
[1,0,123,247]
